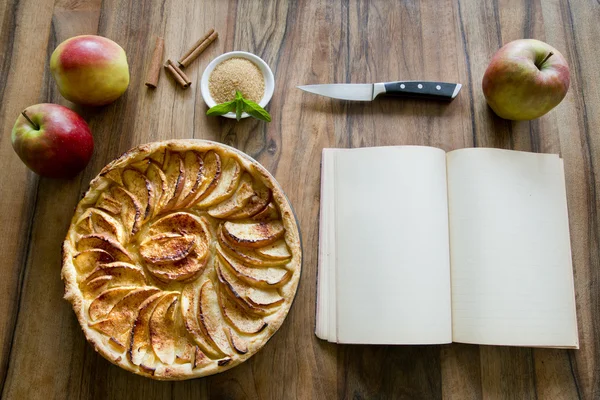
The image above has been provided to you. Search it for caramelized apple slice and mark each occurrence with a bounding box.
[189,151,221,205]
[96,191,122,215]
[215,257,281,314]
[227,328,248,354]
[77,234,132,262]
[256,240,292,261]
[122,168,154,219]
[99,168,123,186]
[146,254,207,283]
[149,292,179,365]
[149,212,204,236]
[193,346,211,369]
[227,184,272,220]
[89,288,160,350]
[149,148,166,166]
[223,220,285,249]
[88,287,136,321]
[246,287,284,308]
[139,233,196,264]
[161,151,185,212]
[217,249,290,288]
[207,173,255,218]
[129,292,166,366]
[73,249,114,274]
[217,227,288,267]
[75,214,92,235]
[145,161,167,218]
[218,288,267,334]
[198,280,232,355]
[82,262,146,297]
[76,208,125,243]
[195,158,241,208]
[112,186,143,235]
[176,151,204,208]
[251,202,279,221]
[181,283,223,358]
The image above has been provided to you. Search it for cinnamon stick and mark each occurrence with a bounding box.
[145,36,164,88]
[179,28,214,64]
[164,59,191,88]
[179,30,218,68]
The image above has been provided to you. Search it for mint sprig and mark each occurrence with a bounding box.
[207,91,271,122]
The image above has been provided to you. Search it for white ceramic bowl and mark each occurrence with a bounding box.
[200,51,275,119]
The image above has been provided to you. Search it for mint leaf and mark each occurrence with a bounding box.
[235,91,244,121]
[242,99,271,122]
[206,100,236,116]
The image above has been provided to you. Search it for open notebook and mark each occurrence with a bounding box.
[316,146,578,348]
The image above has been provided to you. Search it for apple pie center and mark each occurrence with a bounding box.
[138,212,210,283]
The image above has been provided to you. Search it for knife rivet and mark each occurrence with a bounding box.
[418,84,423,89]
[400,84,405,89]
[436,85,441,90]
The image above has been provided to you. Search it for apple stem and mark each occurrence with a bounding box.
[537,51,554,69]
[21,110,39,130]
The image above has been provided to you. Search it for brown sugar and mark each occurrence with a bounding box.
[209,57,265,104]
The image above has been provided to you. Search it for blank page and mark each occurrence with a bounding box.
[333,146,452,344]
[447,148,578,348]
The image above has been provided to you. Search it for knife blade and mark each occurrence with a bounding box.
[297,81,462,101]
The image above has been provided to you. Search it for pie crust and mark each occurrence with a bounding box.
[61,140,302,380]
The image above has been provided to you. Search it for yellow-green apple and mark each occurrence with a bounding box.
[11,104,94,178]
[482,39,570,120]
[50,35,129,106]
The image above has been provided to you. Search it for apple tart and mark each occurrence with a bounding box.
[61,140,301,379]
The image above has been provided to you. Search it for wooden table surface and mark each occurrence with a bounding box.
[1,0,599,399]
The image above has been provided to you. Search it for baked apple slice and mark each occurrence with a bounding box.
[207,173,255,218]
[81,262,146,297]
[227,328,248,354]
[72,249,114,274]
[88,286,136,321]
[215,257,283,314]
[161,151,186,212]
[255,240,292,261]
[176,151,203,208]
[128,292,166,366]
[89,288,160,350]
[149,292,179,365]
[217,287,267,334]
[227,184,271,220]
[223,220,284,248]
[139,233,196,264]
[190,151,221,204]
[217,248,290,288]
[217,226,288,267]
[122,168,154,219]
[251,202,279,222]
[76,208,125,243]
[145,161,167,218]
[111,186,143,235]
[77,234,132,262]
[198,280,232,356]
[95,191,122,215]
[146,254,207,283]
[181,283,224,358]
[195,157,241,208]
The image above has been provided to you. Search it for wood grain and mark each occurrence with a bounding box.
[1,0,599,399]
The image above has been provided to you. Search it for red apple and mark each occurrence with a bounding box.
[11,104,94,178]
[482,39,570,120]
[50,35,129,106]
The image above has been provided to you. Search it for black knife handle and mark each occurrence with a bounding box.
[383,81,460,101]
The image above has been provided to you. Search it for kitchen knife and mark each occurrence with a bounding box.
[297,81,462,101]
